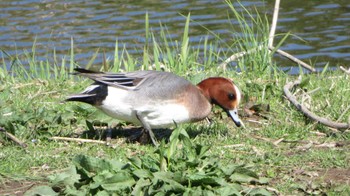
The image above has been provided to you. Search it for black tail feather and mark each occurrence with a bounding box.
[72,68,102,74]
[65,94,97,105]
[65,83,108,105]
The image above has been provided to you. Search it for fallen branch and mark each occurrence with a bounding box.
[51,136,107,144]
[283,77,350,129]
[219,45,315,72]
[0,127,27,148]
[219,0,316,73]
[340,66,350,75]
[269,46,316,72]
[219,45,263,70]
[268,0,280,47]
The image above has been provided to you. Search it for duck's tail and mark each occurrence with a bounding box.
[65,84,108,105]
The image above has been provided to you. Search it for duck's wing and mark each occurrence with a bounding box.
[72,68,161,90]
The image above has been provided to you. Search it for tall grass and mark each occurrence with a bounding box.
[0,42,75,81]
[224,0,275,76]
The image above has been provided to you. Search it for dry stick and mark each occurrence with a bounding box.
[267,0,316,72]
[219,0,316,73]
[219,47,316,72]
[270,46,316,72]
[51,136,107,144]
[283,77,350,129]
[218,45,263,70]
[0,127,28,148]
[340,66,350,75]
[268,0,280,47]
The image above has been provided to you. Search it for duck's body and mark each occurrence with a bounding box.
[66,68,241,145]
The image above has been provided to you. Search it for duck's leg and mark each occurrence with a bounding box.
[136,111,159,146]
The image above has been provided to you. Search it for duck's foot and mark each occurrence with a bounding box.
[138,129,152,144]
[126,129,156,145]
[126,129,147,144]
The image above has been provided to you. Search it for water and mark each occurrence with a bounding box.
[1,0,349,72]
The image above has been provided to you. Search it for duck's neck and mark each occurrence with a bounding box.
[196,79,213,103]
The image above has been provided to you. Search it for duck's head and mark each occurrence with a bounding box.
[197,77,242,127]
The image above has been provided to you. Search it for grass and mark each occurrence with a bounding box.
[1,2,350,195]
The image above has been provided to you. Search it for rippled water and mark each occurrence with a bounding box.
[1,0,349,71]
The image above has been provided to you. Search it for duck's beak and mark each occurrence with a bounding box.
[227,108,241,127]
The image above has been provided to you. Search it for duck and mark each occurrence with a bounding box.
[65,68,242,145]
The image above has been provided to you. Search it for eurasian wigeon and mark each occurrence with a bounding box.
[66,68,242,145]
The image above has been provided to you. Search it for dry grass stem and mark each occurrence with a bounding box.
[51,136,107,144]
[0,127,27,148]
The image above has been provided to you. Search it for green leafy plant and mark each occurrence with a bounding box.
[28,128,271,195]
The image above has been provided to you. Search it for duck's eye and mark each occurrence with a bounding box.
[228,93,235,100]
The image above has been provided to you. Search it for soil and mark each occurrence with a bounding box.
[318,168,350,185]
[0,180,46,196]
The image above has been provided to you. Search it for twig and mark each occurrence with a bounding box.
[218,45,263,70]
[283,77,350,129]
[219,0,316,73]
[246,119,268,125]
[268,0,280,47]
[51,136,107,144]
[250,134,283,147]
[273,138,285,146]
[340,66,350,75]
[268,0,315,72]
[0,127,27,148]
[270,46,316,72]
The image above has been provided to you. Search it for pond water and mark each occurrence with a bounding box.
[1,0,349,72]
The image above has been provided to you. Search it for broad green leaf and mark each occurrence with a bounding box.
[234,166,259,178]
[73,155,125,178]
[221,164,240,176]
[100,171,136,191]
[172,171,186,184]
[245,188,271,196]
[188,174,222,186]
[153,171,186,192]
[24,185,58,196]
[133,169,152,179]
[89,180,101,190]
[230,173,257,183]
[64,186,87,196]
[195,144,210,158]
[101,180,135,192]
[95,190,110,196]
[257,177,270,184]
[131,178,151,196]
[93,170,114,184]
[48,165,80,187]
[169,126,181,143]
[215,186,241,196]
[128,156,142,169]
[168,128,180,159]
[201,189,216,196]
[158,141,168,172]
